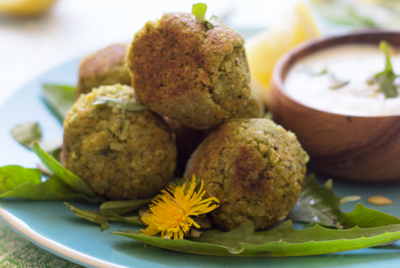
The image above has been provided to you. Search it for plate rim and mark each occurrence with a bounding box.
[0,207,127,268]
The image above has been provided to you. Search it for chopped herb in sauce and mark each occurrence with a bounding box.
[329,75,350,89]
[372,41,399,99]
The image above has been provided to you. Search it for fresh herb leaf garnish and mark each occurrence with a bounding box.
[192,3,220,29]
[373,41,399,98]
[93,97,148,111]
[112,220,400,257]
[288,174,400,228]
[42,84,76,119]
[192,3,207,21]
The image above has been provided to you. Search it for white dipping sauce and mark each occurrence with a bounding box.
[284,44,400,116]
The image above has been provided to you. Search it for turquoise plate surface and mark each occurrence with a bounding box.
[1,54,400,268]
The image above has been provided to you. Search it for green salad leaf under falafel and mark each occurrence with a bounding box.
[288,174,400,229]
[112,219,400,257]
[2,158,400,256]
[0,163,101,203]
[31,142,102,200]
[0,142,153,226]
[112,175,400,256]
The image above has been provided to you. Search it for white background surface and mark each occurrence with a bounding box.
[0,0,302,105]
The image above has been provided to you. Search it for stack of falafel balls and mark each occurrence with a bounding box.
[63,12,309,232]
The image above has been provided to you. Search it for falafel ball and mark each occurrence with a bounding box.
[127,12,251,129]
[63,84,177,200]
[76,44,131,98]
[184,118,309,231]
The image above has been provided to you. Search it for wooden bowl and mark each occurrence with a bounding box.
[269,31,400,182]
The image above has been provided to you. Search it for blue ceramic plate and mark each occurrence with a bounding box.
[1,56,400,268]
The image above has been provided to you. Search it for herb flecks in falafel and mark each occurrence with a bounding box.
[93,96,148,111]
[63,84,177,200]
[141,175,219,240]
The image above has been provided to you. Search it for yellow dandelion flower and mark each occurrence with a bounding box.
[141,175,219,240]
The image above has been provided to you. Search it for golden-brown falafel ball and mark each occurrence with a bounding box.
[63,84,177,200]
[127,12,251,129]
[184,119,309,231]
[76,44,131,98]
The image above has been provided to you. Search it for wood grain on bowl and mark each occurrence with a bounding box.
[270,31,400,182]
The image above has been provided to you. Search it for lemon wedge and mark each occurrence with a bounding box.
[246,3,320,107]
[0,0,57,16]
